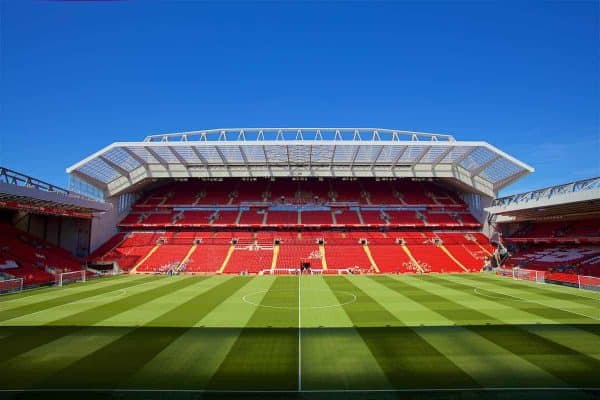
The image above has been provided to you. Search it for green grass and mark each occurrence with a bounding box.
[0,273,598,399]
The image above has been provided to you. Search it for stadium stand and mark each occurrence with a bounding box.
[61,128,543,278]
[490,177,600,285]
[94,177,492,275]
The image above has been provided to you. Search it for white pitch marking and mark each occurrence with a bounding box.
[473,287,600,321]
[298,273,302,392]
[241,289,357,310]
[0,289,129,322]
[482,273,600,301]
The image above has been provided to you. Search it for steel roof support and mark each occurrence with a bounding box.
[190,146,209,167]
[144,147,170,167]
[470,155,502,177]
[411,146,430,170]
[391,146,409,167]
[168,146,189,166]
[122,147,148,166]
[214,146,228,167]
[455,146,477,165]
[370,145,385,169]
[98,155,132,178]
[432,145,455,167]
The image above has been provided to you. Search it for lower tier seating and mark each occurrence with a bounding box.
[368,245,414,273]
[409,245,465,273]
[136,245,191,273]
[325,245,372,270]
[226,246,273,273]
[185,244,230,273]
[0,223,84,285]
[91,230,494,275]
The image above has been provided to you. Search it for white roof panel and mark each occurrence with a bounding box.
[66,128,533,197]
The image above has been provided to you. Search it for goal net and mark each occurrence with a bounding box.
[261,268,325,275]
[577,275,600,292]
[0,278,24,295]
[512,268,545,284]
[57,270,86,287]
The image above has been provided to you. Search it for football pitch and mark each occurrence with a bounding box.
[0,273,599,399]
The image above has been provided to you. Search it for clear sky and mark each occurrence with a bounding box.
[1,1,598,196]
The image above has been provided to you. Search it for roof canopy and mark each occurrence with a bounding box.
[66,128,533,198]
[0,166,110,216]
[487,176,600,222]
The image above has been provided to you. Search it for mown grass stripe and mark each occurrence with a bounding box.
[0,274,129,304]
[399,274,600,388]
[462,274,600,309]
[0,276,199,364]
[300,276,391,390]
[0,275,157,322]
[128,277,276,389]
[34,276,252,389]
[324,275,479,389]
[208,276,298,390]
[440,274,598,324]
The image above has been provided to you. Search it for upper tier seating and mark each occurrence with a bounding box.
[301,211,333,225]
[118,178,479,230]
[176,211,214,226]
[361,210,384,225]
[331,180,363,202]
[266,211,299,225]
[505,218,600,242]
[238,209,266,225]
[424,212,458,226]
[333,209,360,225]
[213,211,240,225]
[386,210,424,226]
[504,245,600,277]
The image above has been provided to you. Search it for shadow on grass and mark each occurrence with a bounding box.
[0,324,598,396]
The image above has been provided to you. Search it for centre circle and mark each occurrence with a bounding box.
[242,289,357,309]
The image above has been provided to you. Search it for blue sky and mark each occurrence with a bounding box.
[1,1,598,196]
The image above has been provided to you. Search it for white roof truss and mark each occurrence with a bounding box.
[66,128,533,198]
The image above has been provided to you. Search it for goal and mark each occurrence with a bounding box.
[0,278,24,295]
[512,268,545,284]
[261,268,325,275]
[57,270,86,286]
[577,275,600,292]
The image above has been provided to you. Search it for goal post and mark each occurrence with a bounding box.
[57,270,86,287]
[512,268,545,284]
[0,278,24,295]
[578,275,600,292]
[260,268,325,275]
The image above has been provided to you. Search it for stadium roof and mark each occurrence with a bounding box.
[0,166,111,217]
[66,128,534,198]
[487,176,600,222]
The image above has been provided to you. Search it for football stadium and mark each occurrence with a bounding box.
[0,128,598,399]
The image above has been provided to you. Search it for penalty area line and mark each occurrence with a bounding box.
[473,286,599,321]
